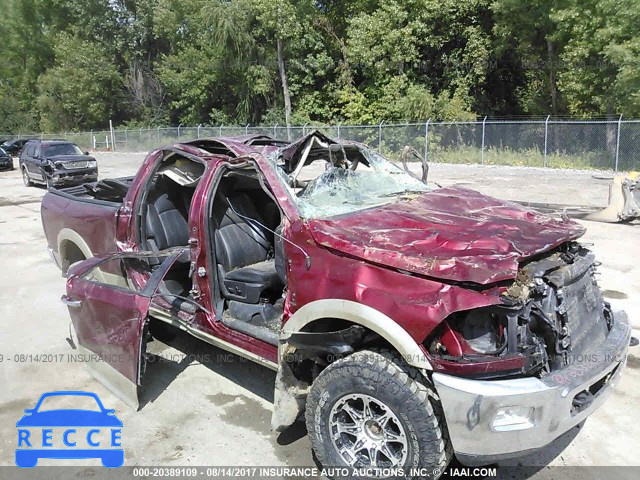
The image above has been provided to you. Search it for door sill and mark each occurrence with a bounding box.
[149,305,278,371]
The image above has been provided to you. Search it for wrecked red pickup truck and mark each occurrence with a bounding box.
[41,131,631,475]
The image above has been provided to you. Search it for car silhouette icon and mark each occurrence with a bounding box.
[15,391,123,468]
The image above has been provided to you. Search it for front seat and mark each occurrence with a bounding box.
[213,192,281,303]
[145,182,191,297]
[145,192,190,251]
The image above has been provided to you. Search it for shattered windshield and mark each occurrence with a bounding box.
[270,138,431,219]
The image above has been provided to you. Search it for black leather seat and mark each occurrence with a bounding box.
[145,185,192,299]
[146,191,190,251]
[214,193,281,303]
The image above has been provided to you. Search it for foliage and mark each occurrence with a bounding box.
[427,146,617,170]
[552,0,640,117]
[36,33,121,130]
[0,0,639,133]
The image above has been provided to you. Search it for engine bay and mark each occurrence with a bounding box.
[427,242,614,379]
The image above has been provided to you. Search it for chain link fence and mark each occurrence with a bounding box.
[6,119,640,171]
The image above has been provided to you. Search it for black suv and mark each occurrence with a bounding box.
[1,138,31,156]
[20,140,98,188]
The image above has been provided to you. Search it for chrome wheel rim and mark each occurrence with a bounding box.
[22,168,29,185]
[329,393,408,469]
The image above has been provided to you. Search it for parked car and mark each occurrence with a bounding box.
[20,140,98,188]
[42,132,631,477]
[1,138,30,156]
[0,147,13,170]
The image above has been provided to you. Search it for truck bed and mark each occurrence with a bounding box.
[54,177,134,204]
[40,177,134,271]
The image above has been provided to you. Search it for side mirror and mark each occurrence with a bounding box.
[84,151,89,156]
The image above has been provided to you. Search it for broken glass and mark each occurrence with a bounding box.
[269,145,432,219]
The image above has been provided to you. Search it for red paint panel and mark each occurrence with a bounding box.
[66,277,149,384]
[283,221,503,343]
[41,193,120,258]
[308,187,584,284]
[427,350,527,377]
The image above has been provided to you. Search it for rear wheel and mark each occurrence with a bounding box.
[22,166,32,187]
[305,349,451,479]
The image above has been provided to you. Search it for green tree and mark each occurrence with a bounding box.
[154,0,275,125]
[36,34,121,131]
[251,0,313,133]
[342,0,486,121]
[552,0,640,117]
[3,0,638,134]
[492,0,565,114]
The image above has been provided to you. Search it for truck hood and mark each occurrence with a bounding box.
[307,187,585,285]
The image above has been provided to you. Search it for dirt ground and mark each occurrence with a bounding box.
[0,153,638,478]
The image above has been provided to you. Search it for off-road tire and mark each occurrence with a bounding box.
[305,349,452,479]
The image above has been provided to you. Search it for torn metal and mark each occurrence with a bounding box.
[307,187,584,285]
[400,145,429,183]
[268,130,431,218]
[427,242,615,378]
[296,151,430,218]
[266,131,585,285]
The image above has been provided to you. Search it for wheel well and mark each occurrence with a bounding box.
[289,318,396,384]
[273,318,420,431]
[301,318,395,348]
[59,240,87,273]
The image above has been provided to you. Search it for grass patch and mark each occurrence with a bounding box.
[387,146,618,171]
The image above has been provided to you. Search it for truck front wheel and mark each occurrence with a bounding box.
[305,349,451,479]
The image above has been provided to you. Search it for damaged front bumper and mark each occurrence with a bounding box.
[433,310,631,465]
[47,167,98,186]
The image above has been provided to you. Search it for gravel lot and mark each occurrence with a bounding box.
[0,152,638,478]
